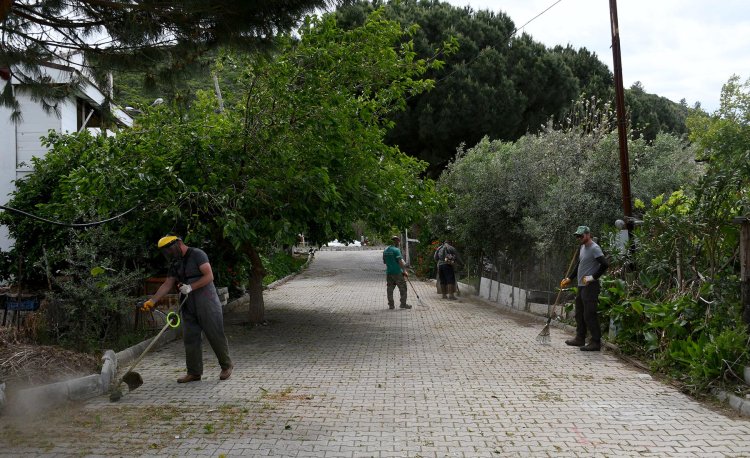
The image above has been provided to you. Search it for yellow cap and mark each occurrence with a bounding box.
[157,235,179,248]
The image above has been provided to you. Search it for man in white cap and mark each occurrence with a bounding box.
[383,235,411,309]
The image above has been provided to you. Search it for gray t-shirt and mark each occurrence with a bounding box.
[168,247,221,308]
[577,241,604,286]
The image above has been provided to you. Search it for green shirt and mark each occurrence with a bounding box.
[383,245,404,275]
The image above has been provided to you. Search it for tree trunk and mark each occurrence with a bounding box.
[739,221,750,327]
[245,243,267,324]
[0,1,11,24]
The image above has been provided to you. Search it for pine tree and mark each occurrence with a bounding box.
[0,0,334,120]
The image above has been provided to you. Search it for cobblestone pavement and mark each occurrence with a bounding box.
[2,250,750,457]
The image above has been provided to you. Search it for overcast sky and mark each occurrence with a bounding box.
[440,0,750,112]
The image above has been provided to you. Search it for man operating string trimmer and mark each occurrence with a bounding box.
[140,236,234,382]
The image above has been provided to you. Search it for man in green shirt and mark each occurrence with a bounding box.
[383,235,411,310]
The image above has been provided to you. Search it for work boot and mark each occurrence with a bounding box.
[565,337,586,347]
[399,304,412,309]
[219,365,234,381]
[388,304,395,310]
[177,373,201,383]
[442,295,447,299]
[580,341,601,352]
[447,294,457,300]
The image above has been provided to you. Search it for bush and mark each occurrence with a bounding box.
[668,327,749,391]
[261,251,308,286]
[413,239,440,279]
[41,228,144,352]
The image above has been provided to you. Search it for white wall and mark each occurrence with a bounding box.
[0,60,132,252]
[15,93,62,174]
[0,80,16,250]
[0,82,63,251]
[479,277,552,317]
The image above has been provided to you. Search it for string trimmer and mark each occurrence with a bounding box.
[109,297,184,402]
[536,247,578,344]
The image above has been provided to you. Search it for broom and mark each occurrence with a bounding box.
[536,247,579,344]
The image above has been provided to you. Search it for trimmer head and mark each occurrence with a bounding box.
[122,371,144,391]
[109,371,144,402]
[109,389,122,402]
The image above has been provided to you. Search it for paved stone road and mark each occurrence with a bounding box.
[2,250,750,457]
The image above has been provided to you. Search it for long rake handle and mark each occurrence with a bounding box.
[547,246,579,321]
[406,276,423,304]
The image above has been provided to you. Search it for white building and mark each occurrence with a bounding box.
[0,55,132,250]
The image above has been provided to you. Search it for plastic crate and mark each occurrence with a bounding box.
[6,296,40,311]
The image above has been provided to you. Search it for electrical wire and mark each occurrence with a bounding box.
[426,0,565,91]
[513,0,564,36]
[0,204,139,227]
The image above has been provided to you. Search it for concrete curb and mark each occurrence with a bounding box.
[9,292,248,415]
[265,252,314,290]
[713,388,750,416]
[10,330,182,415]
[468,286,750,416]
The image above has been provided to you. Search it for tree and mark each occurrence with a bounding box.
[437,97,699,277]
[336,1,593,175]
[0,0,335,119]
[626,81,691,141]
[1,12,441,324]
[551,44,613,102]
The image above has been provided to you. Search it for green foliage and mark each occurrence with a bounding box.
[594,75,750,392]
[335,1,690,176]
[42,228,144,352]
[336,1,583,174]
[412,238,440,279]
[437,96,699,270]
[261,252,308,286]
[2,0,331,120]
[626,81,692,141]
[1,13,441,326]
[668,328,748,390]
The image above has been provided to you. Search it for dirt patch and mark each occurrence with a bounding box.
[0,327,100,394]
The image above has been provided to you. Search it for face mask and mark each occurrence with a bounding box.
[160,243,182,261]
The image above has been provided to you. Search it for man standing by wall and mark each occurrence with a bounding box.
[560,226,609,351]
[383,235,411,310]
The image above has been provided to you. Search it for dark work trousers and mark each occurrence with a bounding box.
[386,274,407,307]
[574,281,602,343]
[437,263,457,294]
[181,293,232,376]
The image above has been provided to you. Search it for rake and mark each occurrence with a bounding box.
[536,247,578,344]
[406,275,428,308]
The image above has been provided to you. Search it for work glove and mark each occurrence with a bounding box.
[582,275,594,285]
[179,283,192,295]
[559,278,572,289]
[138,299,156,312]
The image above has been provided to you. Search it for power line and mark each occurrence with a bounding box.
[513,0,564,36]
[428,0,566,90]
[0,204,139,227]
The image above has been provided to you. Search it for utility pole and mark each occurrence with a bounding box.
[609,0,634,234]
